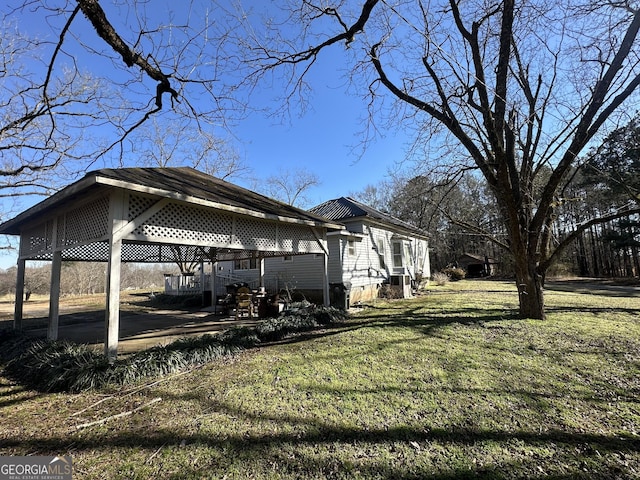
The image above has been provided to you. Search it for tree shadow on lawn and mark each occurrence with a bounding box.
[4,394,639,479]
[350,298,640,337]
[3,306,639,477]
[349,305,519,334]
[544,305,640,316]
[263,306,519,352]
[0,381,43,409]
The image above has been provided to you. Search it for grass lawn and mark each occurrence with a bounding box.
[1,279,639,479]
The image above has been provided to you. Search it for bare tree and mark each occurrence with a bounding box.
[259,167,320,208]
[1,1,238,203]
[350,182,393,213]
[61,261,105,295]
[134,119,251,180]
[1,0,251,266]
[0,16,109,199]
[230,0,640,319]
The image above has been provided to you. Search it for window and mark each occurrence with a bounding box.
[377,236,386,269]
[234,258,257,270]
[283,255,293,262]
[348,239,356,256]
[393,242,403,268]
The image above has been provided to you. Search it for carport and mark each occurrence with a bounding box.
[0,167,342,360]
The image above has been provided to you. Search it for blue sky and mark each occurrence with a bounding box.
[233,74,406,203]
[214,14,410,204]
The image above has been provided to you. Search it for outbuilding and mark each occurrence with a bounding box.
[457,253,497,277]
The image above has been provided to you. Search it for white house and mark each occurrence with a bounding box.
[216,197,430,306]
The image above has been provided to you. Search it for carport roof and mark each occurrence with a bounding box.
[0,167,343,235]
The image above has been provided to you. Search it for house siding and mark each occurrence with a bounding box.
[327,235,344,283]
[216,254,326,293]
[216,222,431,305]
[180,198,431,307]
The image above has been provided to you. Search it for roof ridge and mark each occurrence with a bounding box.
[310,196,428,238]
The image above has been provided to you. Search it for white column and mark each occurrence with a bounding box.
[211,262,217,302]
[258,255,265,288]
[105,238,122,361]
[209,248,217,304]
[48,250,62,341]
[48,216,61,341]
[322,252,330,307]
[13,258,26,330]
[199,259,205,304]
[104,190,126,361]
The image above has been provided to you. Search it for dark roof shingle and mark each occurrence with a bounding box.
[0,167,342,235]
[310,197,428,238]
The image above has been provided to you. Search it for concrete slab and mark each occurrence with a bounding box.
[4,306,261,355]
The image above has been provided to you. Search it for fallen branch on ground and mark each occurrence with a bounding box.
[74,397,162,430]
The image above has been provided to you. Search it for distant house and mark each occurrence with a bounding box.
[457,253,497,277]
[220,197,430,306]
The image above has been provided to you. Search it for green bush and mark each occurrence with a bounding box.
[0,305,349,393]
[2,338,110,392]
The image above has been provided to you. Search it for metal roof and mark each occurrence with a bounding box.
[0,167,343,235]
[310,197,429,239]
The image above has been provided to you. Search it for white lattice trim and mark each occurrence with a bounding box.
[278,223,325,254]
[234,217,278,250]
[21,239,324,263]
[60,196,110,247]
[131,202,233,246]
[20,221,53,258]
[127,194,158,221]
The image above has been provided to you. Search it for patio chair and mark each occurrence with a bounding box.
[235,287,253,319]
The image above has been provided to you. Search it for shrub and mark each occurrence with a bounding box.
[415,274,430,291]
[432,272,450,286]
[150,294,202,308]
[378,284,404,299]
[3,339,110,392]
[441,267,466,281]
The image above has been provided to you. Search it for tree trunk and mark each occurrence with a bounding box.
[576,233,589,276]
[513,254,546,320]
[590,226,601,277]
[633,246,640,277]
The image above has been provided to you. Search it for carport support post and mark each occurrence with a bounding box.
[48,250,62,341]
[258,255,265,287]
[105,239,122,361]
[105,190,126,362]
